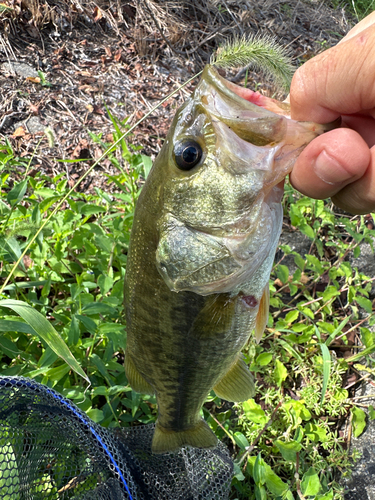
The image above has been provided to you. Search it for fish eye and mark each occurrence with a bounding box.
[173,140,203,171]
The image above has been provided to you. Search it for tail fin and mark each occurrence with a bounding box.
[151,419,217,454]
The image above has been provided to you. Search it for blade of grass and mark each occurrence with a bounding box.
[0,299,89,384]
[319,342,331,405]
[0,71,202,296]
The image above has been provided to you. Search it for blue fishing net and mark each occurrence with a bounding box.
[0,376,233,499]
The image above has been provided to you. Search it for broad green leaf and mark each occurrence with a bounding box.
[90,353,112,384]
[233,431,249,450]
[274,359,288,387]
[98,274,114,295]
[253,453,266,486]
[285,310,299,324]
[300,223,315,239]
[68,315,80,345]
[141,154,153,178]
[322,285,340,302]
[294,253,305,270]
[0,335,21,358]
[80,204,106,216]
[276,264,289,284]
[368,405,375,420]
[0,299,89,384]
[233,461,245,482]
[275,440,301,462]
[356,296,373,314]
[242,398,268,425]
[82,303,116,315]
[305,423,328,443]
[316,491,334,500]
[86,408,104,422]
[352,407,367,438]
[7,178,27,207]
[38,347,58,368]
[255,352,272,366]
[361,327,374,348]
[299,305,314,320]
[254,484,267,500]
[0,319,35,335]
[264,466,289,495]
[301,467,321,496]
[39,195,61,212]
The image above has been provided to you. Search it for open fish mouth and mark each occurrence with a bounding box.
[155,66,338,296]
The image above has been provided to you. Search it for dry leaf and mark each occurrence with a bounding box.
[114,49,122,62]
[26,76,41,84]
[105,46,112,57]
[23,255,34,269]
[93,6,102,21]
[29,103,40,114]
[13,126,26,137]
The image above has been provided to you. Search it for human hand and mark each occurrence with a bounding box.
[289,12,375,214]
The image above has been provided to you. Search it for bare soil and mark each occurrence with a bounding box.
[0,0,355,191]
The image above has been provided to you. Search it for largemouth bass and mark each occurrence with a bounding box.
[124,65,335,454]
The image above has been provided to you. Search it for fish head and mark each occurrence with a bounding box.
[152,65,335,295]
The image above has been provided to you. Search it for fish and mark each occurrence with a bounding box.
[124,65,336,454]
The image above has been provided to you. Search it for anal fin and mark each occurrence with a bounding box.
[152,418,217,454]
[125,351,155,395]
[213,355,255,402]
[254,283,270,343]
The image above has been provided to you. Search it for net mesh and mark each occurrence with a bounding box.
[0,376,233,500]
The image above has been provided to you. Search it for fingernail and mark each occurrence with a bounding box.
[314,150,353,185]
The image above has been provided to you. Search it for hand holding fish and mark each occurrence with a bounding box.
[289,12,375,215]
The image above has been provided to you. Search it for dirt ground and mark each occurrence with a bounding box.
[0,0,355,191]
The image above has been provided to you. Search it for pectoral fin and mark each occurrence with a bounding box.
[254,284,270,343]
[152,418,217,454]
[213,355,255,402]
[125,351,155,395]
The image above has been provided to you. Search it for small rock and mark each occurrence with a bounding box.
[13,116,45,134]
[2,62,39,78]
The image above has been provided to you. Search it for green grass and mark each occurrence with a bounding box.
[0,114,374,499]
[332,0,375,19]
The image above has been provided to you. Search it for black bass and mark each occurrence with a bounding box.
[124,65,334,454]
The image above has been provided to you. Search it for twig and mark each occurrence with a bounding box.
[240,399,283,469]
[141,0,223,57]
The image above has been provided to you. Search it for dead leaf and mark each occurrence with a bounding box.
[13,126,26,137]
[26,76,41,84]
[105,46,112,57]
[92,105,104,115]
[114,49,122,62]
[93,6,103,22]
[29,103,40,114]
[23,255,33,269]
